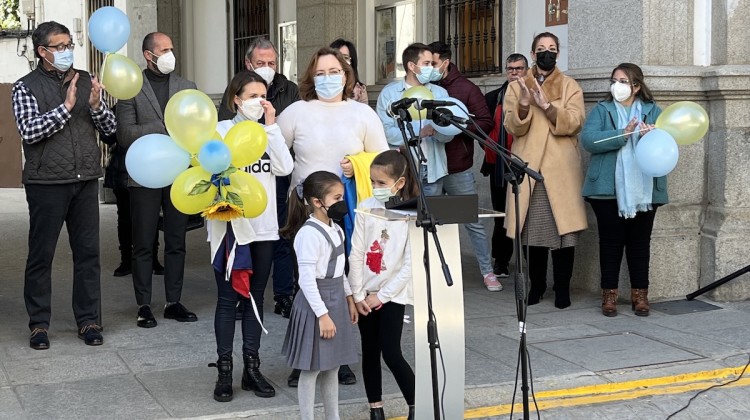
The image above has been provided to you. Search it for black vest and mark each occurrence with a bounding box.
[19,66,102,184]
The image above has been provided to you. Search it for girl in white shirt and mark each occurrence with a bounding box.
[280,171,359,420]
[348,150,418,420]
[209,71,293,403]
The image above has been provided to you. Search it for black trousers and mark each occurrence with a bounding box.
[129,186,188,306]
[272,175,295,297]
[214,241,273,357]
[358,302,415,405]
[112,187,159,264]
[24,180,100,330]
[488,163,514,271]
[589,199,657,290]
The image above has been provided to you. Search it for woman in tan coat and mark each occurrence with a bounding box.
[503,32,587,309]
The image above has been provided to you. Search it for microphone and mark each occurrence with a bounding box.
[388,97,417,117]
[430,108,469,126]
[417,100,456,109]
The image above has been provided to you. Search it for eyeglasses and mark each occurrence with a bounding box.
[610,78,631,85]
[315,69,343,77]
[45,43,75,52]
[506,66,526,72]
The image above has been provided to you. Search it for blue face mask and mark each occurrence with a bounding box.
[314,74,344,100]
[47,49,74,72]
[415,65,433,84]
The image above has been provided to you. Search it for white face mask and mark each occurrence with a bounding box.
[610,82,632,103]
[239,97,264,120]
[252,65,276,86]
[151,50,176,74]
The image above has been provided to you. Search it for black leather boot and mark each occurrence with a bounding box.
[208,355,233,402]
[407,405,415,420]
[369,406,385,420]
[242,354,275,397]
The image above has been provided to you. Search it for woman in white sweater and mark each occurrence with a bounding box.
[277,46,389,386]
[277,46,389,190]
[209,71,293,402]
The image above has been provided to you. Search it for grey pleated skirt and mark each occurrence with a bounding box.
[521,182,579,249]
[282,275,358,371]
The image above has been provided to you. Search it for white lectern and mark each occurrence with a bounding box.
[356,206,503,420]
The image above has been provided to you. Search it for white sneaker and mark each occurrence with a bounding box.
[483,273,503,292]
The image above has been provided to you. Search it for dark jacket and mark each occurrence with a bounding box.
[218,71,300,121]
[19,66,105,184]
[116,70,197,187]
[435,63,494,173]
[101,105,127,190]
[481,81,510,183]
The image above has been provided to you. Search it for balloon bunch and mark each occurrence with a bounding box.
[634,101,709,177]
[125,89,269,221]
[88,7,143,100]
[400,86,469,136]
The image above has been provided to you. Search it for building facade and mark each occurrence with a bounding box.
[1,0,749,300]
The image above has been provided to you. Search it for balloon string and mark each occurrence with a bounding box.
[100,53,109,85]
[593,127,650,144]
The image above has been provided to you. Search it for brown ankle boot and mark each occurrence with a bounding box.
[601,289,618,317]
[631,288,650,316]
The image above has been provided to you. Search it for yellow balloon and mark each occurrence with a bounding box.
[655,101,709,146]
[402,85,434,120]
[165,89,218,154]
[223,121,268,168]
[170,166,217,215]
[101,53,143,100]
[190,154,200,167]
[213,130,223,140]
[227,170,267,218]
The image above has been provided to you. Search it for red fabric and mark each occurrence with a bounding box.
[231,269,253,298]
[485,105,513,164]
[437,63,495,173]
[366,240,383,274]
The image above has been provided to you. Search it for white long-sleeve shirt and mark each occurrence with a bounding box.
[216,121,294,242]
[277,99,389,190]
[348,197,413,306]
[294,216,352,317]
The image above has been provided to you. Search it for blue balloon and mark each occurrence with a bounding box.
[198,140,232,174]
[88,6,130,53]
[635,128,679,177]
[126,134,190,188]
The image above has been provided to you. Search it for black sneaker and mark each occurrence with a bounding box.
[164,302,198,322]
[137,305,158,328]
[29,328,50,350]
[287,368,300,388]
[274,295,293,319]
[152,260,165,276]
[78,324,103,346]
[338,364,357,385]
[113,262,131,277]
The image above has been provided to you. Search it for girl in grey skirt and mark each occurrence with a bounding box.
[280,171,359,420]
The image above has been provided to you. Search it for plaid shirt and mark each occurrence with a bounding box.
[12,80,117,145]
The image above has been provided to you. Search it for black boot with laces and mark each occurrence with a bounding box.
[208,355,233,402]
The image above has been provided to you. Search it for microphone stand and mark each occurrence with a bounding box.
[430,108,541,420]
[392,107,452,420]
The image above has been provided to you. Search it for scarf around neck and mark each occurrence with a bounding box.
[614,99,653,218]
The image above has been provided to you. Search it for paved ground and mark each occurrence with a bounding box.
[1,187,749,420]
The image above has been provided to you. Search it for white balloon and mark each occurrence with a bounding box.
[431,97,470,136]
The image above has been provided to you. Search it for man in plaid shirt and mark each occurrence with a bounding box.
[12,21,116,350]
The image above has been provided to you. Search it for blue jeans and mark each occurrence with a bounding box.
[423,169,494,276]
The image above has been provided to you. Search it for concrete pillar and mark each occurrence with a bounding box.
[698,1,750,300]
[296,0,358,78]
[181,0,229,95]
[124,0,157,69]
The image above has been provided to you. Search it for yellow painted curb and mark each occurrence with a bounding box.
[388,365,750,420]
